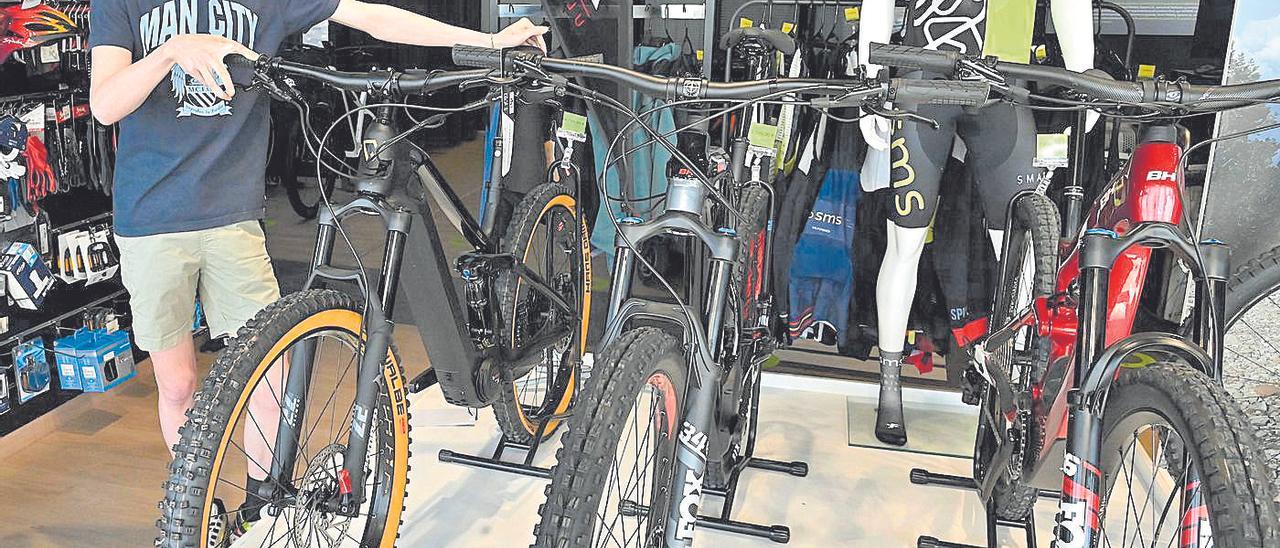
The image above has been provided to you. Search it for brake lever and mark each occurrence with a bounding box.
[865,102,940,130]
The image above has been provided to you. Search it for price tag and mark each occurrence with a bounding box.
[844,7,860,21]
[557,111,588,142]
[696,50,704,61]
[747,122,780,154]
[1137,64,1156,79]
[739,17,754,29]
[1034,44,1048,62]
[20,105,44,132]
[1035,133,1070,169]
[39,45,60,65]
[781,22,795,34]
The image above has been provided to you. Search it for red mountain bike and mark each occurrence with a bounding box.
[869,44,1280,548]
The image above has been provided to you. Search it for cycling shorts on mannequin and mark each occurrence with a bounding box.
[888,75,1042,229]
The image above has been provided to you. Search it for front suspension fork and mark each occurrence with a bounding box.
[265,217,410,517]
[1055,231,1111,548]
[664,260,732,547]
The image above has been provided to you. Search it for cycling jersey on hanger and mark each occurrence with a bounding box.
[902,0,1035,62]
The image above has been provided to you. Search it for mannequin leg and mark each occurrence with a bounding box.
[874,221,929,445]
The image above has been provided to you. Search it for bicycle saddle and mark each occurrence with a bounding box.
[719,28,797,56]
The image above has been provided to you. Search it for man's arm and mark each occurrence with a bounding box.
[90,45,175,125]
[90,36,257,125]
[329,0,548,51]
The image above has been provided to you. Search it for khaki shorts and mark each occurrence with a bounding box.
[116,221,281,352]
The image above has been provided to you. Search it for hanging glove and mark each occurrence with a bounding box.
[22,135,55,213]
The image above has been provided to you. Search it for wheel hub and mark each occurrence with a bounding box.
[288,443,354,547]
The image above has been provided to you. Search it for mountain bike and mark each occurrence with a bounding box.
[441,47,991,547]
[156,54,591,547]
[864,44,1280,547]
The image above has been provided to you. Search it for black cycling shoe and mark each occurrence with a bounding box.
[875,353,908,446]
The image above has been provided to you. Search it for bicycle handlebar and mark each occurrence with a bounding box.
[228,53,491,96]
[449,45,991,107]
[868,42,1280,109]
[230,47,993,109]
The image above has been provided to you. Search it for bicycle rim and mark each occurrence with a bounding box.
[592,371,680,547]
[506,191,588,437]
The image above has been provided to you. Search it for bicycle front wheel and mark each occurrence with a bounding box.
[1083,361,1280,546]
[494,183,591,443]
[536,328,687,548]
[157,290,410,548]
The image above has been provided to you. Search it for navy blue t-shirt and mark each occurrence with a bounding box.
[89,0,339,237]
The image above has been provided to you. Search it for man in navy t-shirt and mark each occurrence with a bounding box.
[88,0,545,541]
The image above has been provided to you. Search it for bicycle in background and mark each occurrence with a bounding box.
[865,43,1280,547]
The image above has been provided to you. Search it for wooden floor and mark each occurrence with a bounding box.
[0,353,208,547]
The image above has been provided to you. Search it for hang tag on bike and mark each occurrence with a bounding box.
[1034,133,1069,169]
[747,122,780,156]
[556,111,588,143]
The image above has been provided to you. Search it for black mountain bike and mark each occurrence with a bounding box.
[156,53,591,546]
[454,47,990,547]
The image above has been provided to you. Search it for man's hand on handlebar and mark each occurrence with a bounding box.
[160,35,259,101]
[491,18,548,53]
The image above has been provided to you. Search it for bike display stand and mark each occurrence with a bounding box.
[437,416,556,480]
[698,456,808,543]
[909,468,1060,548]
[693,366,810,544]
[408,367,561,478]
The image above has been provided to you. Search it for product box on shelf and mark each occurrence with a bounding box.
[0,369,11,415]
[14,338,51,403]
[0,242,54,310]
[75,328,135,393]
[53,331,84,390]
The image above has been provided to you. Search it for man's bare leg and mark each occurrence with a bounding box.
[152,333,199,458]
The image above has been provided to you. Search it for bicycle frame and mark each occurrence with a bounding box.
[262,102,578,516]
[971,122,1232,547]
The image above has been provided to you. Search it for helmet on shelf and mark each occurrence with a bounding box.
[0,4,79,61]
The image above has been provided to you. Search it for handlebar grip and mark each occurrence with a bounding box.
[452,45,505,69]
[869,43,961,75]
[225,53,257,69]
[890,79,991,106]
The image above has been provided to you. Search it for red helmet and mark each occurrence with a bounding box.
[0,4,79,61]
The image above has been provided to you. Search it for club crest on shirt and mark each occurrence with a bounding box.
[170,66,231,117]
[138,0,260,118]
